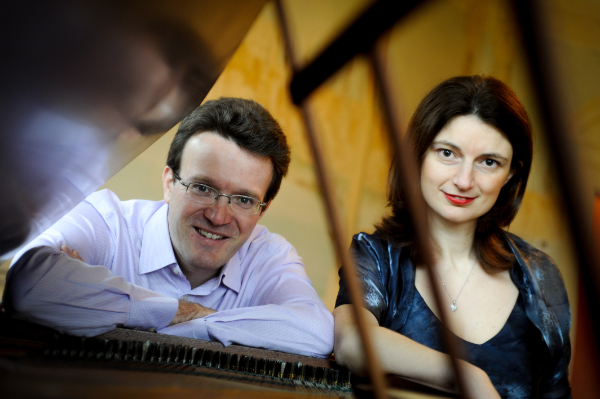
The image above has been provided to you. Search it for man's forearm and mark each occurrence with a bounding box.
[158,302,334,357]
[5,246,178,335]
[57,245,216,327]
[169,301,216,326]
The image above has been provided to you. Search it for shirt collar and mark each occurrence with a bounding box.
[196,226,262,294]
[139,203,177,274]
[219,250,242,293]
[139,202,256,293]
[175,248,243,295]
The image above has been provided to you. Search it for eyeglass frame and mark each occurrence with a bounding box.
[171,171,267,215]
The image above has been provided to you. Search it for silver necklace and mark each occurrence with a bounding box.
[434,259,477,312]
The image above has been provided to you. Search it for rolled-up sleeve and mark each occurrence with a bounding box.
[159,236,334,358]
[159,301,333,357]
[4,246,178,336]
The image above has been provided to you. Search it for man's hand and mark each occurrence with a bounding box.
[169,300,216,326]
[60,245,83,261]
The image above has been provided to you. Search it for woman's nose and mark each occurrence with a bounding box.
[453,164,475,190]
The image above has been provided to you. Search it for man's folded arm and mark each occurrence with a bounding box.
[159,303,333,358]
[158,262,334,358]
[3,246,179,336]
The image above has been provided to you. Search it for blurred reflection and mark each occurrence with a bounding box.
[0,0,261,258]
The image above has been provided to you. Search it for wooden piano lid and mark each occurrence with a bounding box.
[0,0,266,260]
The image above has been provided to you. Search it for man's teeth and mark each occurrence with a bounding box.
[198,229,223,240]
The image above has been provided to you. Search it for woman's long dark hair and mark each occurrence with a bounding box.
[377,75,533,273]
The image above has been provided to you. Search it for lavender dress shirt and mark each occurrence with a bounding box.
[5,190,334,358]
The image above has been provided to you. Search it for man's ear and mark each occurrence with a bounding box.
[257,200,272,220]
[162,166,174,203]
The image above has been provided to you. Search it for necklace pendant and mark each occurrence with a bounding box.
[450,302,457,312]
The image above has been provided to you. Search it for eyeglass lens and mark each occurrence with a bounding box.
[186,183,261,214]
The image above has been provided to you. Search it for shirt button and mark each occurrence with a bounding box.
[181,295,189,301]
[173,268,180,275]
[148,327,157,333]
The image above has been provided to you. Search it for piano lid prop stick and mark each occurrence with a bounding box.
[275,1,389,398]
[370,35,469,398]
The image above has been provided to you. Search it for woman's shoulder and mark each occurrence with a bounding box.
[350,230,413,277]
[502,231,558,270]
[350,231,385,261]
[352,230,409,248]
[351,230,406,258]
[503,231,569,306]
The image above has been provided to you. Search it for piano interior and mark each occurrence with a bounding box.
[1,0,600,398]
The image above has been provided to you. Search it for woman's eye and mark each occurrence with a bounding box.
[440,149,453,157]
[484,159,497,167]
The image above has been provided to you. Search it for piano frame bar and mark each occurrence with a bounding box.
[279,0,600,395]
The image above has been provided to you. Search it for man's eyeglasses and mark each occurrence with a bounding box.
[172,171,267,215]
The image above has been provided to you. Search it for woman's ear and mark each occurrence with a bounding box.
[504,161,522,186]
[503,170,515,186]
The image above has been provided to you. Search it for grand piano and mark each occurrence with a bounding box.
[0,1,359,397]
[0,1,407,398]
[1,0,599,398]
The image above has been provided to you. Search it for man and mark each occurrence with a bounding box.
[4,98,334,358]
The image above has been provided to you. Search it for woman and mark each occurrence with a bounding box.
[334,76,571,398]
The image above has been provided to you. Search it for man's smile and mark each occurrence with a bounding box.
[194,227,226,240]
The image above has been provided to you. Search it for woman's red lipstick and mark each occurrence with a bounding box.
[444,193,475,205]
